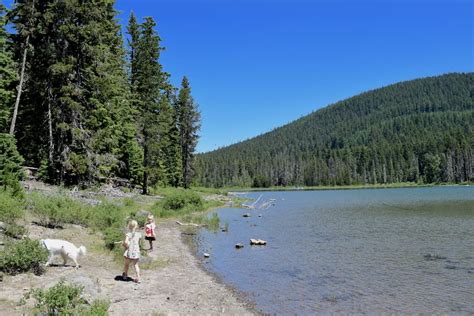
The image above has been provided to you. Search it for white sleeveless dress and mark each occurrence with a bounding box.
[124,232,141,260]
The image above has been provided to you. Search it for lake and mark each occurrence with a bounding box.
[195,186,474,314]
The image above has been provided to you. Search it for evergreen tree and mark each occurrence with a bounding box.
[176,76,201,188]
[0,4,17,132]
[129,16,168,193]
[167,97,183,187]
[0,133,24,188]
[7,0,36,136]
[10,0,138,185]
[127,12,140,92]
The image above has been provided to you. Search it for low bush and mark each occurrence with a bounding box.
[22,280,110,316]
[103,226,124,251]
[28,193,90,228]
[0,189,25,223]
[3,223,27,239]
[162,190,203,211]
[88,203,125,231]
[0,239,48,275]
[87,299,110,316]
[26,280,85,315]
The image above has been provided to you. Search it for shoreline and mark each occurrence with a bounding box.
[225,182,471,193]
[180,224,262,315]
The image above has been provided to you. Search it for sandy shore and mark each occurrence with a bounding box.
[0,220,255,315]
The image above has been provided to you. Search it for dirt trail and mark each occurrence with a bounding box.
[0,221,254,315]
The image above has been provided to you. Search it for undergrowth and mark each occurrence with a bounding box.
[1,185,227,265]
[21,280,110,316]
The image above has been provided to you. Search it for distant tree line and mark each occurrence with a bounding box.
[195,73,474,187]
[0,1,200,191]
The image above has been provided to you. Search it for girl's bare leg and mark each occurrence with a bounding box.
[123,258,130,279]
[133,259,141,282]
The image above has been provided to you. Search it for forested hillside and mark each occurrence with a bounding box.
[195,73,474,187]
[0,1,200,191]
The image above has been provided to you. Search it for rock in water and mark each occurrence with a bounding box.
[235,243,244,249]
[203,253,210,258]
[250,239,267,245]
[423,253,447,261]
[243,213,251,217]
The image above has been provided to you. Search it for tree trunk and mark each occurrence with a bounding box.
[9,35,29,135]
[143,137,148,195]
[47,91,54,163]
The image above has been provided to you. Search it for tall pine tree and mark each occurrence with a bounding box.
[129,16,166,194]
[176,76,200,189]
[0,4,17,132]
[10,0,139,185]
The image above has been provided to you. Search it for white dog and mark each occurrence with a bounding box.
[41,239,87,269]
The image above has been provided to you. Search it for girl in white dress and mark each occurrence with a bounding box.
[122,220,142,283]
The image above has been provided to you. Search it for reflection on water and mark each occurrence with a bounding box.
[196,187,474,314]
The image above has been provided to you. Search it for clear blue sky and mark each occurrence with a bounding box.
[6,0,474,153]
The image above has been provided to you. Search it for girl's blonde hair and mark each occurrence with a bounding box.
[128,220,138,232]
[147,214,154,221]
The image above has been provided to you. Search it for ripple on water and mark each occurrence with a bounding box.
[197,187,474,314]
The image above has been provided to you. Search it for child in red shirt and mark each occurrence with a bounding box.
[145,214,156,251]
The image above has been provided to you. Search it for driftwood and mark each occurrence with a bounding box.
[242,194,262,209]
[176,221,200,227]
[242,195,276,209]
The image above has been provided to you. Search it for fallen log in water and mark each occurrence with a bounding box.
[176,221,200,227]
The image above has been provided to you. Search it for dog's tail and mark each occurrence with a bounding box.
[79,246,87,256]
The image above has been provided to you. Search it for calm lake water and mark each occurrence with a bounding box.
[195,187,474,314]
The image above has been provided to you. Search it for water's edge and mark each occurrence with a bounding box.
[181,227,263,315]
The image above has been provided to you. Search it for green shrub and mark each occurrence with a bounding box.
[128,210,147,228]
[162,190,203,211]
[85,299,110,316]
[0,133,24,189]
[89,203,126,230]
[29,193,89,228]
[22,280,110,316]
[0,189,25,223]
[103,227,124,251]
[0,239,48,275]
[23,280,85,315]
[3,223,27,239]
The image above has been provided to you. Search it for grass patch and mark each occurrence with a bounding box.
[140,258,171,270]
[180,212,220,231]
